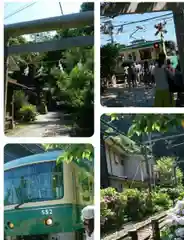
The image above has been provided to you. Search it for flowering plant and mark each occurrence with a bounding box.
[162,199,184,239]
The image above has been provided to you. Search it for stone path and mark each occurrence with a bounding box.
[6,111,72,137]
[101,83,155,107]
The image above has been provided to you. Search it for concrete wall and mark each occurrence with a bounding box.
[105,143,148,181]
[109,178,124,192]
[105,145,124,178]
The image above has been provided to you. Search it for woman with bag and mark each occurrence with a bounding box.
[152,52,175,107]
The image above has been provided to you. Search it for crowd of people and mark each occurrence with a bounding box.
[120,53,183,107]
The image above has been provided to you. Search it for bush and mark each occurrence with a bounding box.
[159,187,182,203]
[101,188,125,231]
[178,191,184,200]
[123,189,146,221]
[151,191,172,212]
[101,187,175,234]
[14,90,28,120]
[19,104,37,122]
[14,90,28,109]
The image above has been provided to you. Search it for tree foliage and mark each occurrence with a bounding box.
[80,2,94,12]
[101,43,120,78]
[106,113,184,137]
[43,144,94,163]
[155,157,183,187]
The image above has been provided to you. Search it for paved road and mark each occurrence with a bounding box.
[101,83,155,107]
[6,111,72,137]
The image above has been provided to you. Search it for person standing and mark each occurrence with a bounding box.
[143,61,151,88]
[81,205,94,240]
[166,59,175,75]
[152,53,175,107]
[149,62,155,85]
[175,61,184,106]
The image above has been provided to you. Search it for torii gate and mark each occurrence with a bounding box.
[4,10,94,125]
[101,2,184,78]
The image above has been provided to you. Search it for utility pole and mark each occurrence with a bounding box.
[109,21,114,44]
[59,2,63,15]
[141,133,152,193]
[141,145,152,193]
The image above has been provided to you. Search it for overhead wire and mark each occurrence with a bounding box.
[101,14,174,43]
[4,2,37,20]
[113,12,173,28]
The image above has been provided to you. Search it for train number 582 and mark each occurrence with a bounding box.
[41,209,53,215]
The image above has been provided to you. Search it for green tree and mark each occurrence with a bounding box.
[105,114,184,137]
[101,43,120,78]
[43,144,94,163]
[80,2,94,11]
[155,157,183,187]
[127,114,184,137]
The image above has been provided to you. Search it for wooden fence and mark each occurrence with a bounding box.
[102,212,168,240]
[123,214,167,240]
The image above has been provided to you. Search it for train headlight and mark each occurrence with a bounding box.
[44,218,53,226]
[7,222,14,229]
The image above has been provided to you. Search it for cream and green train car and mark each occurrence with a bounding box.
[4,151,94,240]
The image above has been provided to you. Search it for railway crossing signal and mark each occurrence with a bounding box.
[153,43,159,49]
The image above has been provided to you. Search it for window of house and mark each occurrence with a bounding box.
[114,154,119,164]
[120,158,124,165]
[139,49,152,60]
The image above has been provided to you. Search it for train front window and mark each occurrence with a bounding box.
[4,161,63,205]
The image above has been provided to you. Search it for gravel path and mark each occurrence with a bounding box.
[6,111,72,137]
[101,83,155,107]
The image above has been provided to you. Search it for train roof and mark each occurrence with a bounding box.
[4,150,93,172]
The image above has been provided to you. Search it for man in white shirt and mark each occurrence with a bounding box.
[81,205,94,240]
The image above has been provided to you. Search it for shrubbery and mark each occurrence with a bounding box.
[14,90,28,120]
[101,187,175,234]
[19,104,37,122]
[14,90,38,122]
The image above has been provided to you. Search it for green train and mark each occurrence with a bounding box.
[4,151,94,240]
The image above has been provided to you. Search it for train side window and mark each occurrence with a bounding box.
[52,163,64,199]
[78,168,94,204]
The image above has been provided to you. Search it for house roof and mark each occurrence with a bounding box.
[8,79,36,94]
[105,134,141,155]
[120,40,162,52]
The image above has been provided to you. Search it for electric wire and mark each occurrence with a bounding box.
[4,2,37,20]
[113,13,173,28]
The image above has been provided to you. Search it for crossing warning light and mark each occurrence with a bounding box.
[153,43,159,49]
